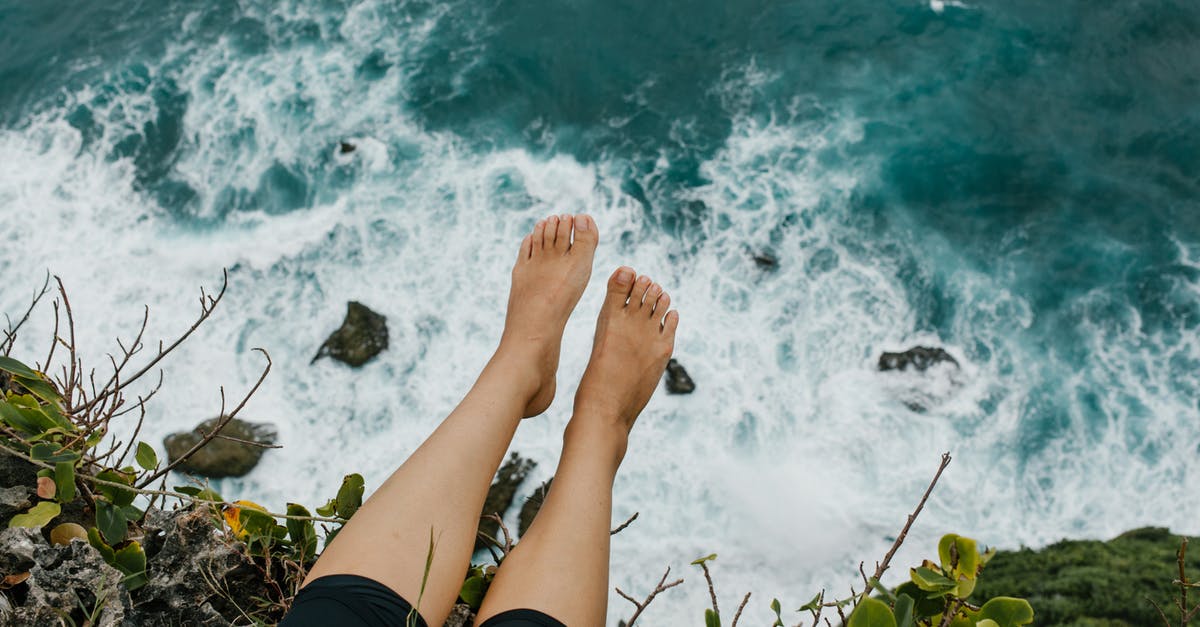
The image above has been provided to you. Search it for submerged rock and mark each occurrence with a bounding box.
[163,417,277,478]
[476,453,536,551]
[338,141,357,154]
[313,301,389,367]
[518,478,553,538]
[664,358,696,394]
[877,346,959,372]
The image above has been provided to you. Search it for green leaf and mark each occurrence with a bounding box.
[895,582,947,618]
[95,500,128,544]
[335,474,365,519]
[135,442,158,471]
[286,503,318,562]
[14,376,63,409]
[30,442,80,464]
[770,598,784,627]
[910,567,958,594]
[976,621,999,627]
[937,534,980,580]
[87,527,116,563]
[798,592,823,612]
[869,577,896,603]
[121,505,143,521]
[459,574,487,610]
[977,598,1034,627]
[847,597,897,627]
[893,594,915,627]
[0,400,57,435]
[238,508,278,538]
[8,501,61,529]
[704,608,721,627]
[691,553,718,566]
[174,486,223,502]
[95,470,136,506]
[0,355,39,379]
[315,498,337,517]
[53,461,75,503]
[114,541,148,590]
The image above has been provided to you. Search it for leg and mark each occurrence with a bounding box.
[301,214,599,626]
[476,268,679,626]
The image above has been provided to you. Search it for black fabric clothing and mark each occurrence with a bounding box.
[280,574,567,627]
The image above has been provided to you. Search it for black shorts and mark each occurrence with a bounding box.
[279,574,567,627]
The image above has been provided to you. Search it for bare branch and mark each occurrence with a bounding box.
[1180,538,1190,626]
[1150,598,1171,627]
[615,567,684,627]
[611,512,639,536]
[731,592,751,627]
[2,272,50,355]
[137,347,270,487]
[81,270,228,413]
[698,560,720,618]
[860,452,952,602]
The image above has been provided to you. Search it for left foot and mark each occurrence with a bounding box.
[499,214,599,416]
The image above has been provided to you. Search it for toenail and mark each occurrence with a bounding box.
[574,215,589,231]
[616,268,634,285]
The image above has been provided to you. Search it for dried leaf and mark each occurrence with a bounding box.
[36,476,55,499]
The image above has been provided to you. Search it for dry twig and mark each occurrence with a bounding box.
[611,512,639,536]
[615,567,684,627]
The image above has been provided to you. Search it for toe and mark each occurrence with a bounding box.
[663,310,679,338]
[542,215,559,250]
[569,214,599,254]
[652,290,671,319]
[517,234,533,261]
[644,284,663,316]
[631,275,653,310]
[605,266,637,308]
[555,213,572,252]
[531,220,547,256]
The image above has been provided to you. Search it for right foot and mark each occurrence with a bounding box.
[499,214,599,417]
[572,267,679,438]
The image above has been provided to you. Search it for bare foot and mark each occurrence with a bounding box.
[571,267,679,449]
[499,213,599,417]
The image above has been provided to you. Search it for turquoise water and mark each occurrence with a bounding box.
[2,1,1198,622]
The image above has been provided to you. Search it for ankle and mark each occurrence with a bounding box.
[564,413,630,465]
[486,347,544,398]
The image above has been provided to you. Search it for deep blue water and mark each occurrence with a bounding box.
[2,1,1198,622]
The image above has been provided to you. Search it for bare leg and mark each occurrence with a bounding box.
[303,214,599,626]
[476,267,679,625]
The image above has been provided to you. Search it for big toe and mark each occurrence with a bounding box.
[605,266,637,309]
[569,214,599,255]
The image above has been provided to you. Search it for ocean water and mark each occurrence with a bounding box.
[2,0,1199,623]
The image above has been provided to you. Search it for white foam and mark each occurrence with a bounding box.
[1,4,1198,624]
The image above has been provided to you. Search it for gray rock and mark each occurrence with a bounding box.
[129,507,270,625]
[339,141,357,154]
[444,603,475,627]
[163,417,277,478]
[517,478,553,538]
[14,531,133,627]
[664,359,695,394]
[476,453,535,552]
[312,301,389,367]
[0,449,39,492]
[0,485,32,521]
[0,526,40,575]
[877,346,959,372]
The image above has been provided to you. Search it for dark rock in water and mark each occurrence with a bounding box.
[339,141,357,154]
[476,453,536,551]
[163,417,277,478]
[877,346,959,372]
[664,358,695,394]
[751,250,779,271]
[313,301,389,367]
[518,478,553,538]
